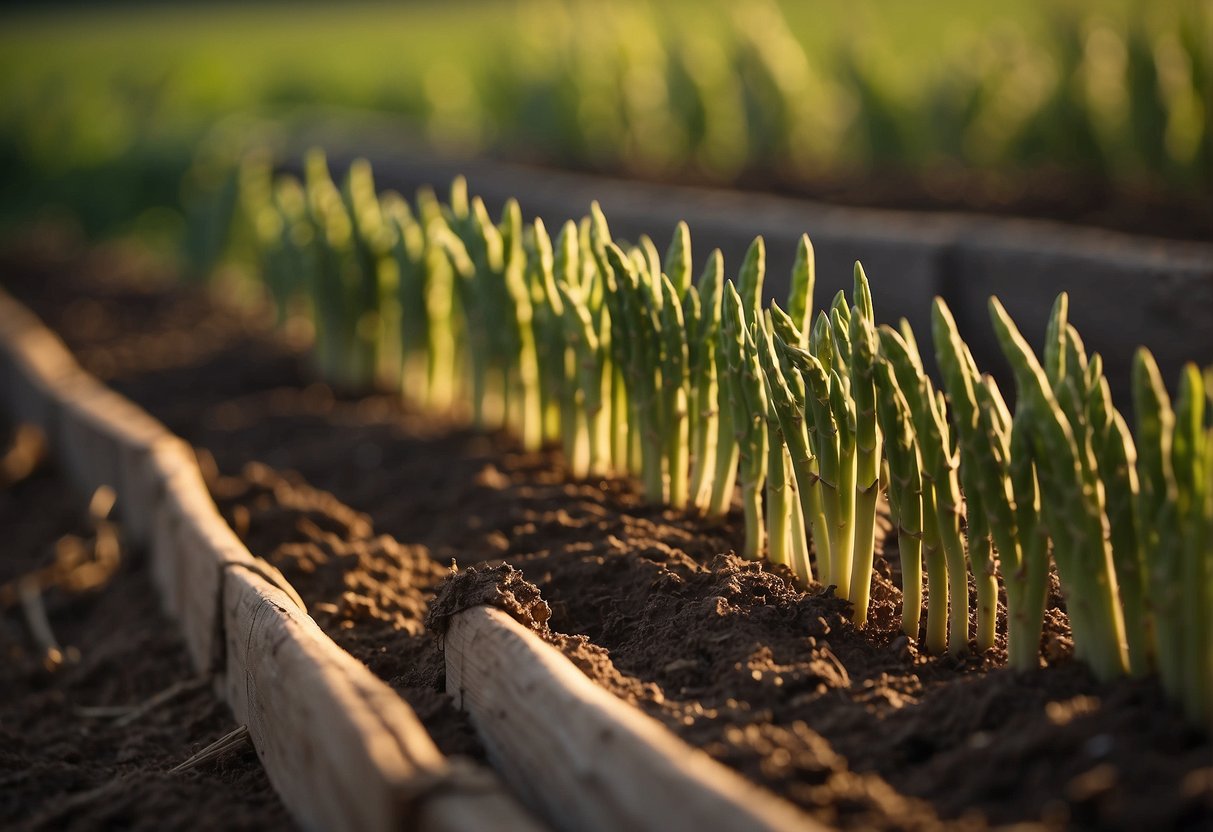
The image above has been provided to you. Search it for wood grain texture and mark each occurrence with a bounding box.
[446,605,824,832]
[225,566,542,832]
[0,287,542,832]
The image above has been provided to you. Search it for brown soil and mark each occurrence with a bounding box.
[0,419,295,832]
[3,231,1210,830]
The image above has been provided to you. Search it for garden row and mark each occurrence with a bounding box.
[236,152,1213,726]
[6,230,1210,828]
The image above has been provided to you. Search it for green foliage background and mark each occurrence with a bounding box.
[1,0,1208,238]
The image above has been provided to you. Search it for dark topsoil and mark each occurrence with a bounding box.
[0,419,295,831]
[3,232,1211,831]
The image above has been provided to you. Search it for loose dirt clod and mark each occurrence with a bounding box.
[426,564,551,637]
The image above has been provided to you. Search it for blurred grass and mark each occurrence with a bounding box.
[1,0,1208,239]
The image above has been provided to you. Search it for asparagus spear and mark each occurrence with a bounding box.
[527,217,566,444]
[769,307,830,582]
[779,321,850,595]
[759,314,793,567]
[498,199,543,451]
[707,239,766,517]
[879,325,967,654]
[722,280,768,558]
[688,250,725,512]
[1134,349,1185,685]
[873,359,924,639]
[341,159,395,388]
[605,242,665,501]
[382,194,430,401]
[761,313,821,585]
[991,297,1127,679]
[664,220,693,298]
[1171,364,1209,725]
[932,299,1000,651]
[414,188,458,411]
[659,273,691,507]
[786,236,815,347]
[1086,370,1151,675]
[847,265,883,627]
[586,203,632,474]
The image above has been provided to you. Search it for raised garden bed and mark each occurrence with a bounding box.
[5,218,1210,830]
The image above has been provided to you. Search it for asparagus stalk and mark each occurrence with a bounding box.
[816,311,858,601]
[707,239,766,517]
[1171,364,1209,725]
[1086,371,1152,675]
[303,151,361,387]
[527,218,565,444]
[555,278,604,478]
[879,325,966,654]
[498,199,543,451]
[991,297,1128,679]
[582,202,630,475]
[760,317,818,585]
[1002,395,1052,670]
[382,194,430,400]
[605,242,665,500]
[786,235,815,347]
[659,274,691,506]
[414,188,458,411]
[931,299,1000,651]
[758,314,792,567]
[721,281,768,558]
[786,447,812,583]
[873,359,924,639]
[664,220,693,298]
[688,250,725,512]
[467,198,514,429]
[436,220,492,426]
[341,159,394,388]
[769,305,831,581]
[550,221,589,472]
[781,322,849,594]
[847,265,882,627]
[1134,350,1184,690]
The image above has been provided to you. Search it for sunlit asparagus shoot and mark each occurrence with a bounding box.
[847,265,883,626]
[721,276,768,559]
[758,314,815,584]
[872,359,924,640]
[878,325,966,654]
[991,296,1128,679]
[932,299,1000,651]
[688,249,725,513]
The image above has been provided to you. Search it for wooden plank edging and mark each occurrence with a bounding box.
[444,605,826,832]
[0,287,541,832]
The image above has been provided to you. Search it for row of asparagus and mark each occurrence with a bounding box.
[237,152,1210,728]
